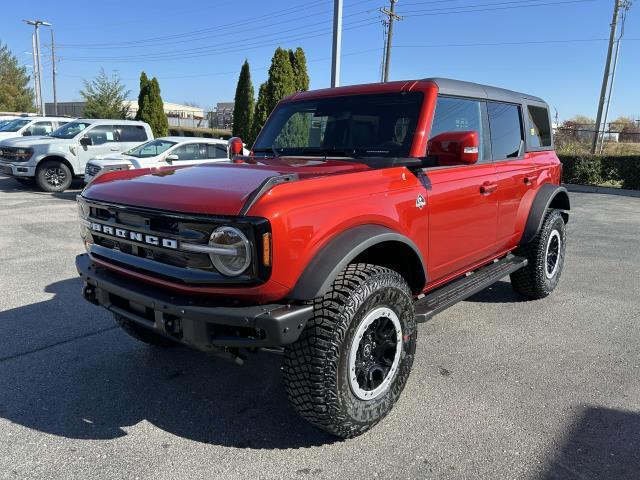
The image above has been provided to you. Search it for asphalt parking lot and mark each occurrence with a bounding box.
[0,175,638,480]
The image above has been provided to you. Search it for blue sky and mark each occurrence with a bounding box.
[1,0,637,120]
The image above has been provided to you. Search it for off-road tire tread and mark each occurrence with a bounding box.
[114,314,177,347]
[510,209,566,299]
[283,263,415,438]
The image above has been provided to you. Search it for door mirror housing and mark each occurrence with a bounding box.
[228,137,244,157]
[79,137,93,147]
[165,154,179,161]
[427,131,479,165]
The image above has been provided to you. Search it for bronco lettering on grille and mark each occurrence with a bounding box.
[90,222,178,249]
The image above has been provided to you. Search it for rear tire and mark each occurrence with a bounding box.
[283,264,417,438]
[114,314,178,348]
[36,160,72,192]
[510,209,566,299]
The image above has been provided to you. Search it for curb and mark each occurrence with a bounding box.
[564,184,640,198]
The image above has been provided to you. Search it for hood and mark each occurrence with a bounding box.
[0,135,66,147]
[90,153,137,164]
[82,157,370,216]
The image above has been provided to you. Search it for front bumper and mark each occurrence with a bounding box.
[0,161,35,177]
[76,254,313,350]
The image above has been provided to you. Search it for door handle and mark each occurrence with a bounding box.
[524,175,537,186]
[480,182,498,195]
[110,147,120,151]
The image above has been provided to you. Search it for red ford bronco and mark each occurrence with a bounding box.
[76,78,569,438]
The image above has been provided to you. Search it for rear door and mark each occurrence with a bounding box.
[201,142,230,162]
[116,125,149,152]
[425,96,500,283]
[489,102,537,248]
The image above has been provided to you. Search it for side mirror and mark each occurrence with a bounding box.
[228,137,244,157]
[427,131,479,165]
[80,137,93,147]
[22,130,32,136]
[165,154,179,162]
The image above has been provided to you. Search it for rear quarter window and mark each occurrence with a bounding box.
[527,106,552,148]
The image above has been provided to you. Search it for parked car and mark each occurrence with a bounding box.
[0,116,70,140]
[0,119,152,192]
[84,137,241,183]
[75,78,569,438]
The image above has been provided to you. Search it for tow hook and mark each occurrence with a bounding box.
[83,284,99,305]
[207,347,246,366]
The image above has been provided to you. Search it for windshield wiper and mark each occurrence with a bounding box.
[299,147,362,158]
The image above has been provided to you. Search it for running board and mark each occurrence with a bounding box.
[414,255,528,323]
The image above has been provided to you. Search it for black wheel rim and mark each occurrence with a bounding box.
[545,230,561,278]
[348,307,402,400]
[44,167,66,187]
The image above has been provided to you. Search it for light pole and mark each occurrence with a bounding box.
[23,19,51,115]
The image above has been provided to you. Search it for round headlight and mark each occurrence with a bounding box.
[208,226,251,276]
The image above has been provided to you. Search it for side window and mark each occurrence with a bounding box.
[85,125,117,145]
[429,96,485,163]
[203,143,228,159]
[26,121,53,136]
[118,125,148,142]
[527,106,552,148]
[487,102,523,160]
[171,143,202,161]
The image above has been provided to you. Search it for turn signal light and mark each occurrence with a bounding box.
[262,232,271,267]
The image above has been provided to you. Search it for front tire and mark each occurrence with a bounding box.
[283,264,417,438]
[36,160,72,192]
[510,209,566,299]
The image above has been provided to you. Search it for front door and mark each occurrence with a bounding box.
[77,125,121,170]
[424,96,499,283]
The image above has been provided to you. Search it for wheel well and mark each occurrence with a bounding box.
[38,156,76,175]
[549,190,570,223]
[351,240,426,294]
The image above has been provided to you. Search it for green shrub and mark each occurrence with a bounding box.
[559,154,640,190]
[559,154,602,185]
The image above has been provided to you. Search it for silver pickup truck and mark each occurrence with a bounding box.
[0,119,152,192]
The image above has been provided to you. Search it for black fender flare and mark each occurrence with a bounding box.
[287,225,427,301]
[520,184,570,245]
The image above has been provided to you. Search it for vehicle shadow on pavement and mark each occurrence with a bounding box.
[0,278,337,449]
[539,407,640,480]
[0,176,83,200]
[466,280,527,304]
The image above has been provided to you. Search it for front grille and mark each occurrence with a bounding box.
[86,163,102,176]
[0,146,31,163]
[80,198,271,285]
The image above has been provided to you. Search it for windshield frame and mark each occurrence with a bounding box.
[252,91,424,161]
[0,119,31,132]
[49,121,92,139]
[123,139,178,158]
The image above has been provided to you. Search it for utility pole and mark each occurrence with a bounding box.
[331,0,343,88]
[30,34,41,115]
[23,20,51,116]
[591,0,620,153]
[597,0,630,154]
[381,0,403,82]
[50,29,58,116]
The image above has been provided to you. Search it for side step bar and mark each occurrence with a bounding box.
[414,254,528,323]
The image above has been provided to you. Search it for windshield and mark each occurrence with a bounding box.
[0,120,15,129]
[124,139,177,158]
[0,119,30,132]
[50,121,92,139]
[253,92,423,159]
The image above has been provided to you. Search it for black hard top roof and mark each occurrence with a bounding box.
[425,77,547,106]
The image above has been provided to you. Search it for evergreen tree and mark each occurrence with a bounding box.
[248,48,299,145]
[135,73,168,137]
[249,82,268,146]
[289,47,310,92]
[0,42,35,112]
[135,71,149,122]
[80,69,130,119]
[232,60,254,140]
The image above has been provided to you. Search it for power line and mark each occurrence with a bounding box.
[399,0,595,16]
